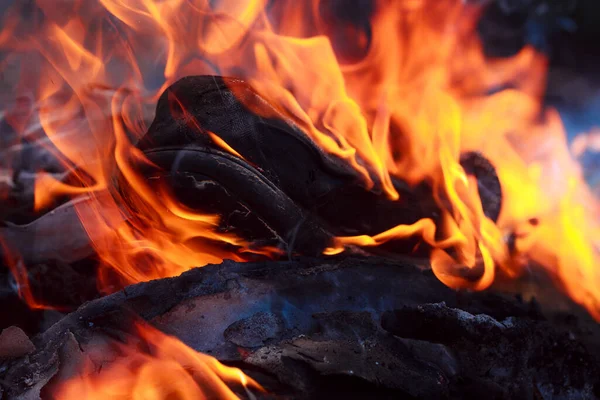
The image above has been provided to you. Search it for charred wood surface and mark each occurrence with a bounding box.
[134,75,503,257]
[0,257,598,399]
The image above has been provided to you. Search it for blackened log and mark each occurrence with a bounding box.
[135,75,503,255]
[0,75,504,265]
[0,257,598,399]
[133,148,333,256]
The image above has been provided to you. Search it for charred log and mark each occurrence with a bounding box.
[0,257,597,399]
[132,75,503,256]
[0,75,503,268]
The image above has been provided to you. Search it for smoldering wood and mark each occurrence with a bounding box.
[0,88,503,269]
[0,257,598,399]
[0,71,505,270]
[132,75,503,257]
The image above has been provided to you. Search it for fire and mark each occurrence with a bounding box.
[53,321,263,400]
[0,0,599,319]
[0,236,56,310]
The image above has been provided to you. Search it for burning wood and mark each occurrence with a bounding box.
[0,0,597,308]
[0,0,599,399]
[134,75,502,255]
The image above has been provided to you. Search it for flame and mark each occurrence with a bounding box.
[54,321,263,400]
[0,0,599,319]
[0,236,57,310]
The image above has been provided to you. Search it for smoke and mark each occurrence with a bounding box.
[559,94,600,194]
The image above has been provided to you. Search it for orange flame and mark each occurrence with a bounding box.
[0,0,599,319]
[0,236,59,310]
[54,321,263,400]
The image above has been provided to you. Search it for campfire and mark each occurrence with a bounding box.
[0,0,599,398]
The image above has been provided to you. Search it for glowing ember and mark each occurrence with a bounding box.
[53,321,262,400]
[0,0,599,321]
